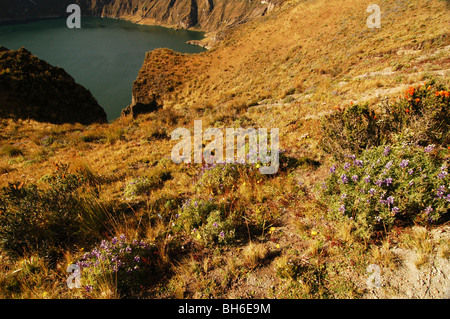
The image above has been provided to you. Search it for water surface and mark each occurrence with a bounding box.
[0,17,205,121]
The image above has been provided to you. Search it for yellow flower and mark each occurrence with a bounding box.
[276,244,280,249]
[311,230,318,236]
[255,164,261,169]
[197,233,201,239]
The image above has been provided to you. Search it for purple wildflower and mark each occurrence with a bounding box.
[369,188,376,195]
[408,169,414,175]
[352,175,359,182]
[383,146,391,156]
[385,177,393,186]
[438,171,448,179]
[134,256,140,263]
[385,161,393,170]
[375,179,384,187]
[436,186,446,198]
[85,285,93,293]
[409,180,414,186]
[400,159,409,168]
[354,159,364,167]
[392,207,400,214]
[424,206,433,215]
[213,222,219,227]
[344,162,351,170]
[424,144,435,153]
[339,205,346,214]
[386,196,394,205]
[329,165,336,174]
[219,231,225,238]
[364,176,371,183]
[341,174,349,184]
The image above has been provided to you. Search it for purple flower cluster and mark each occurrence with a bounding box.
[400,159,409,168]
[326,143,449,225]
[77,235,154,277]
[424,144,435,153]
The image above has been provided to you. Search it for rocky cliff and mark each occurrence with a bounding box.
[0,0,278,32]
[0,47,107,125]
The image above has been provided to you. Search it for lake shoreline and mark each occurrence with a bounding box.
[0,17,206,121]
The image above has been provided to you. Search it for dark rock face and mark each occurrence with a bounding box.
[0,47,107,125]
[121,95,161,118]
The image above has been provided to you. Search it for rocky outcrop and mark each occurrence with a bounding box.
[0,0,280,32]
[122,48,198,117]
[0,47,107,125]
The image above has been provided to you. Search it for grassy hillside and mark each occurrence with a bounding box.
[0,0,449,299]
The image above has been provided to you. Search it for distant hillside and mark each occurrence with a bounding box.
[0,47,107,125]
[0,0,279,32]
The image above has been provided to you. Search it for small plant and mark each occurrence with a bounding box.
[1,144,23,157]
[321,82,450,160]
[0,164,117,258]
[76,234,157,298]
[123,170,171,199]
[174,198,236,246]
[241,242,268,269]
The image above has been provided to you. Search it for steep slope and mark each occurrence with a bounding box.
[0,0,278,32]
[130,0,450,124]
[0,47,107,125]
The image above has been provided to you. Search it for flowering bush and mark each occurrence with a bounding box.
[321,81,450,160]
[76,234,157,297]
[174,198,236,246]
[322,143,449,239]
[379,81,450,147]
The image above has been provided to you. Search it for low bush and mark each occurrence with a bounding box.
[321,143,449,240]
[76,234,158,298]
[321,81,450,160]
[0,164,117,259]
[174,198,236,246]
[123,170,172,200]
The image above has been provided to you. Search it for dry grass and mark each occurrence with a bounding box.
[0,0,449,299]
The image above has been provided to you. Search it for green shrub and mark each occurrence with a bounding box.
[0,164,117,258]
[321,143,449,240]
[123,170,172,199]
[76,234,158,298]
[321,81,450,160]
[174,198,236,246]
[321,103,380,161]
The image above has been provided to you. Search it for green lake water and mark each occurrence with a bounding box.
[0,17,206,121]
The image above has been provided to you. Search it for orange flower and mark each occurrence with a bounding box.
[405,109,410,114]
[427,85,431,90]
[436,90,449,97]
[415,98,420,102]
[407,86,415,96]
